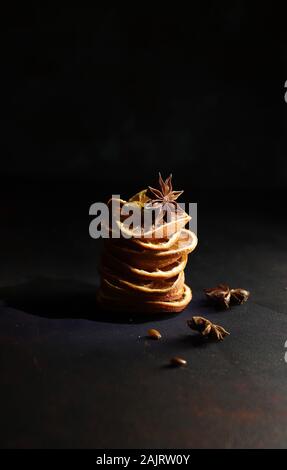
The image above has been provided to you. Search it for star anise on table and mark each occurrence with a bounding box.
[187,316,230,341]
[204,284,250,309]
[204,284,231,308]
[146,173,184,218]
[230,288,250,304]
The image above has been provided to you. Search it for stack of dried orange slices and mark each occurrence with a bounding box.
[97,174,197,313]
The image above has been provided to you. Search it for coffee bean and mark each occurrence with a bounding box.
[170,356,187,367]
[147,328,162,340]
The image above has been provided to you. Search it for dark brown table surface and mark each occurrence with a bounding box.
[1,205,287,449]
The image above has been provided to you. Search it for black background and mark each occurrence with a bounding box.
[1,4,287,449]
[3,4,287,194]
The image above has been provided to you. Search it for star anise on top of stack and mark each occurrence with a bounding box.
[204,284,250,309]
[187,316,230,341]
[146,173,184,217]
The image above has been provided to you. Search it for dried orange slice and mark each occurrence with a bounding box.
[97,283,192,313]
[100,268,185,298]
[102,251,188,281]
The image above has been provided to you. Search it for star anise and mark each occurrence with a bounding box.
[146,173,184,217]
[204,284,231,309]
[230,288,250,305]
[187,316,230,341]
[204,284,250,308]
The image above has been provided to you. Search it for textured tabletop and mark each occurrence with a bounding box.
[1,206,287,449]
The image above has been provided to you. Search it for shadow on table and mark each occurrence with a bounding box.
[0,277,176,324]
